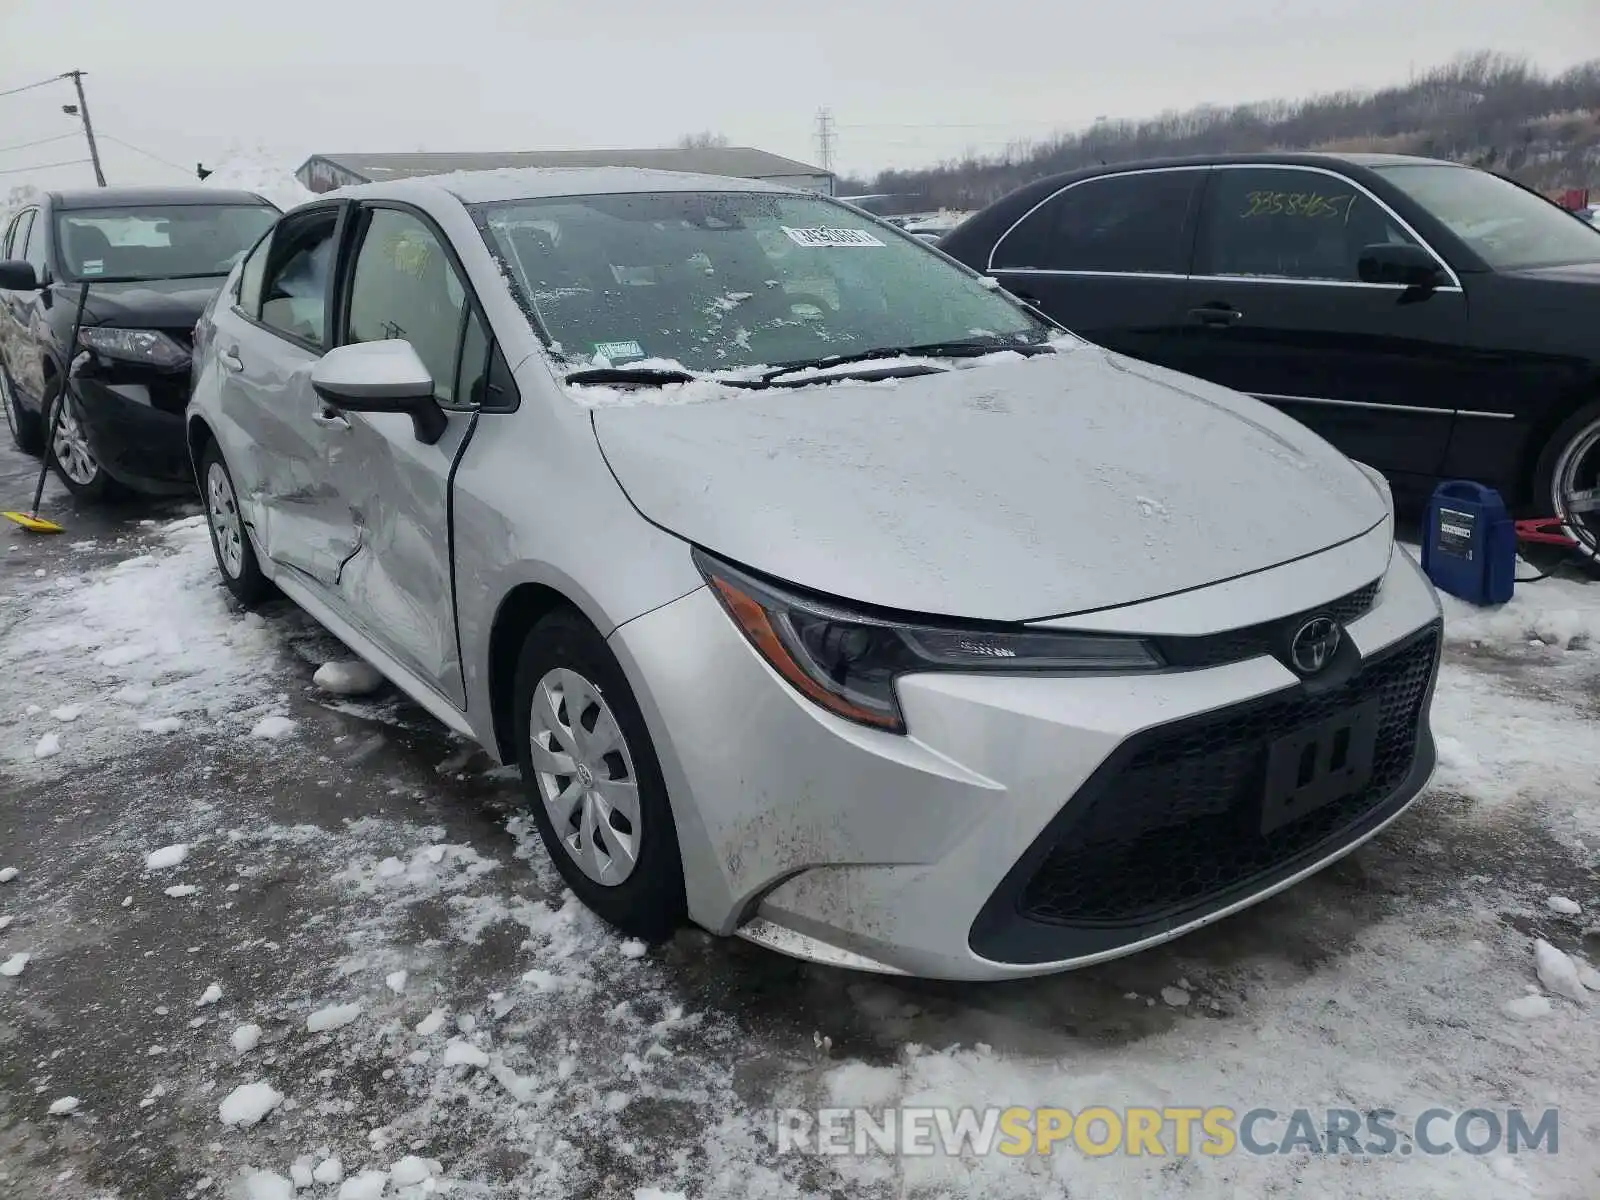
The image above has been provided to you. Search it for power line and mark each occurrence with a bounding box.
[0,74,64,100]
[0,132,77,155]
[0,158,90,176]
[100,134,190,174]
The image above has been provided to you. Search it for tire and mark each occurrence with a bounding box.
[199,440,272,606]
[513,608,686,940]
[45,387,122,503]
[0,364,42,455]
[1531,398,1600,578]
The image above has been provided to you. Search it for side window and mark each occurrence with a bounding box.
[234,229,272,317]
[1197,168,1427,283]
[991,172,1202,273]
[260,208,339,347]
[16,211,42,274]
[345,208,469,404]
[1,212,20,259]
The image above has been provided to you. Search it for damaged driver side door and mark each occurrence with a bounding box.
[314,202,491,709]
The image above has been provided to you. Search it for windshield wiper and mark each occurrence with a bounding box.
[563,365,771,390]
[760,338,1052,382]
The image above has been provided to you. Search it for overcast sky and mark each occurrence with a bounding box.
[0,0,1595,193]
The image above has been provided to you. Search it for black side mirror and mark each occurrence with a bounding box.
[1357,243,1445,290]
[0,260,41,291]
[309,341,447,444]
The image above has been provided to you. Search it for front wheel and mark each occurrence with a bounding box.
[46,389,120,502]
[1533,399,1600,577]
[513,609,686,940]
[199,441,272,606]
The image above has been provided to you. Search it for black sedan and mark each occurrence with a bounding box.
[0,186,277,500]
[940,153,1600,566]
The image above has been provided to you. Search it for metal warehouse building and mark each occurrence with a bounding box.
[296,148,835,196]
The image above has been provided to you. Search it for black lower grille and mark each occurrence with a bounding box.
[1015,623,1438,928]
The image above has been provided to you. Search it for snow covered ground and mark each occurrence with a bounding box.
[1,477,1598,1198]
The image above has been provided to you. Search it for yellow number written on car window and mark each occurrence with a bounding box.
[1239,191,1356,223]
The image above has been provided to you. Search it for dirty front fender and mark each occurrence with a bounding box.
[448,399,706,760]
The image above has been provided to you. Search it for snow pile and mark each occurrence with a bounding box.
[306,1002,363,1033]
[250,715,297,741]
[47,1096,79,1116]
[0,517,285,772]
[1532,938,1590,1004]
[1,952,29,976]
[1427,568,1600,816]
[202,150,314,213]
[235,1171,293,1200]
[1440,573,1600,650]
[313,660,385,696]
[231,1023,263,1053]
[218,1081,283,1127]
[145,843,189,870]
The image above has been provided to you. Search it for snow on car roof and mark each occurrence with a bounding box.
[337,166,799,206]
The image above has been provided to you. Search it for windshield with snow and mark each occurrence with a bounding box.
[1376,164,1600,271]
[55,204,278,283]
[474,191,1050,373]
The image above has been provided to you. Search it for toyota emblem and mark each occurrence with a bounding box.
[1290,616,1342,675]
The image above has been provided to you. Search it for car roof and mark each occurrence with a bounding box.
[328,166,801,206]
[1053,151,1459,178]
[47,186,271,211]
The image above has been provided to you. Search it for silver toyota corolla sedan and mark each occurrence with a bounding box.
[187,167,1443,980]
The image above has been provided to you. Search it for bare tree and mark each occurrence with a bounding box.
[678,131,731,149]
[847,52,1600,204]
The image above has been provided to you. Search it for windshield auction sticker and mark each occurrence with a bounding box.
[781,226,885,248]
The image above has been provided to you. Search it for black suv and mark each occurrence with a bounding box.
[0,186,277,499]
[941,154,1600,565]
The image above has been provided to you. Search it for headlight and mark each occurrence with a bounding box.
[77,327,191,368]
[694,550,1164,733]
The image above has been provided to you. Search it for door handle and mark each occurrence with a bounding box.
[1189,304,1243,327]
[312,407,350,431]
[219,347,244,371]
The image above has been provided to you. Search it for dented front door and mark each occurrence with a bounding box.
[322,407,470,707]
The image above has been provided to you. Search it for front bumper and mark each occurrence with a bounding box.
[609,536,1443,981]
[68,368,193,494]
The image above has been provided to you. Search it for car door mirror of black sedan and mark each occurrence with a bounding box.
[1357,243,1445,290]
[310,340,447,444]
[0,259,42,291]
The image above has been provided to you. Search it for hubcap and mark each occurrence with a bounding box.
[1553,417,1600,561]
[50,397,98,486]
[206,461,245,579]
[527,667,641,887]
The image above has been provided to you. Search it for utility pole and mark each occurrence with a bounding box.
[815,108,835,173]
[61,70,106,187]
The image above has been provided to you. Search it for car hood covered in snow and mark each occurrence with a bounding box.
[590,345,1387,621]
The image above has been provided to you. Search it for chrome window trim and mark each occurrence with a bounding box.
[987,161,1464,292]
[992,267,1462,294]
[1250,392,1515,419]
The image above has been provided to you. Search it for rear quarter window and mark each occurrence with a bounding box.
[991,171,1203,274]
